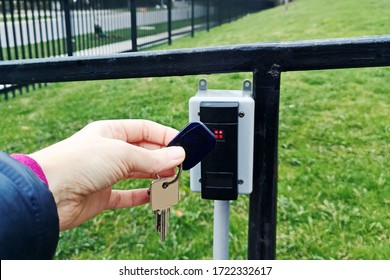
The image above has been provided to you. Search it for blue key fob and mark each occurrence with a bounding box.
[168,122,216,170]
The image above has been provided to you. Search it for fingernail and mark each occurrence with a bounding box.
[167,146,185,161]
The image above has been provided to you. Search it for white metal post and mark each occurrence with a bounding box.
[213,200,230,260]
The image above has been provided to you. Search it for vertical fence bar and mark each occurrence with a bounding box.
[0,26,3,61]
[168,0,172,45]
[102,0,106,51]
[218,0,222,25]
[248,66,281,260]
[43,0,51,57]
[100,0,104,53]
[23,0,31,58]
[60,0,66,55]
[36,0,45,58]
[0,0,3,60]
[55,1,62,56]
[191,0,195,37]
[206,0,210,32]
[29,0,38,58]
[95,1,99,54]
[76,0,82,53]
[104,0,108,52]
[0,12,4,99]
[48,0,57,57]
[37,0,47,87]
[63,0,73,56]
[2,0,15,97]
[10,0,23,95]
[90,1,95,54]
[103,1,108,50]
[94,0,99,53]
[23,0,34,90]
[1,0,12,60]
[83,0,89,54]
[105,0,109,51]
[9,0,19,60]
[130,0,137,51]
[16,0,27,93]
[81,0,86,53]
[94,0,103,51]
[72,0,79,53]
[112,1,116,50]
[30,0,41,89]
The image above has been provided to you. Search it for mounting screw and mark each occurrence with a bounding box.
[238,179,244,185]
[239,111,245,118]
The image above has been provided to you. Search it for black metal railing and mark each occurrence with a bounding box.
[1,35,389,259]
[1,0,262,98]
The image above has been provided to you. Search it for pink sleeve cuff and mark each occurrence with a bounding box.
[11,154,49,187]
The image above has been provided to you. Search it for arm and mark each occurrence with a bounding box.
[0,119,185,259]
[0,152,59,260]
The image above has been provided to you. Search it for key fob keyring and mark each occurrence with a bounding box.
[162,164,182,189]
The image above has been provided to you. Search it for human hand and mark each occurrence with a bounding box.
[30,120,185,231]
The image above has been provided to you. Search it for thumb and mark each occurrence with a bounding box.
[124,145,186,176]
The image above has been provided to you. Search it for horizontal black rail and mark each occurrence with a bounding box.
[1,35,389,84]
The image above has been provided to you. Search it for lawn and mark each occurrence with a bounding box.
[0,0,389,259]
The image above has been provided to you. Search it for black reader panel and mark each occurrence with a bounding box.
[199,102,239,200]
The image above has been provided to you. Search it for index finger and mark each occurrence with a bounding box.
[83,119,179,146]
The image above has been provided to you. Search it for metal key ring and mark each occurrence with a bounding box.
[162,164,182,189]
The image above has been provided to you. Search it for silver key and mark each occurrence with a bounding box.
[149,176,179,242]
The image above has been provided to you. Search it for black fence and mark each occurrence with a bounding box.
[0,0,268,99]
[0,35,389,259]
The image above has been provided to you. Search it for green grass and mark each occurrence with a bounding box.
[0,0,389,259]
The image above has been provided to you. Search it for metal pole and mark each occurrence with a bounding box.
[218,0,222,25]
[248,65,281,259]
[63,0,73,56]
[213,200,230,260]
[130,0,137,52]
[191,0,195,37]
[206,0,210,32]
[1,0,12,60]
[167,0,172,45]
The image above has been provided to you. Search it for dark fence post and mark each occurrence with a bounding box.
[62,0,73,56]
[191,0,195,37]
[206,0,210,32]
[9,0,18,60]
[0,31,3,61]
[168,0,172,45]
[130,0,137,52]
[1,0,12,60]
[218,0,222,25]
[248,65,281,260]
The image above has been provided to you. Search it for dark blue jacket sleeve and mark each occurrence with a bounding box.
[0,152,59,259]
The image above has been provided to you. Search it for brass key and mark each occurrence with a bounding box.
[149,166,181,242]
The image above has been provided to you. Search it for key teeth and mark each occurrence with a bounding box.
[155,210,161,232]
[158,208,170,242]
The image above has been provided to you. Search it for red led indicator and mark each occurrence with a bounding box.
[214,129,224,140]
